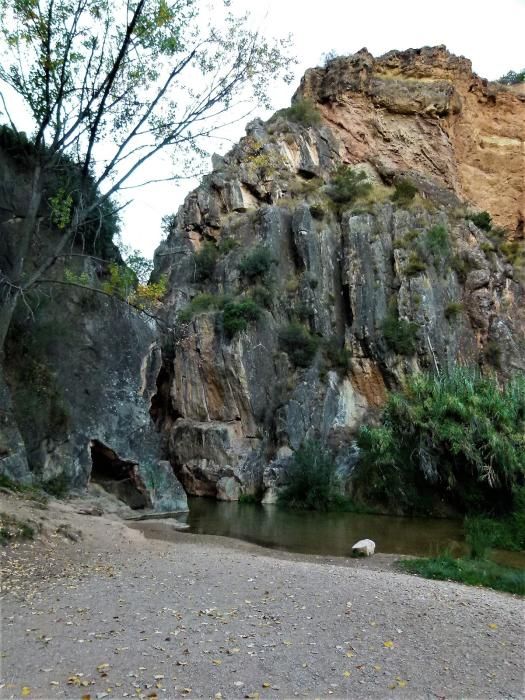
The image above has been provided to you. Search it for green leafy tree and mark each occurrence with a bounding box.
[0,0,294,354]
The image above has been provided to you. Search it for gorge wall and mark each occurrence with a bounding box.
[1,46,524,510]
[152,47,525,503]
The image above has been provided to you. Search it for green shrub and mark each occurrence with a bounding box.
[327,166,372,207]
[467,211,492,231]
[250,285,273,309]
[381,312,418,355]
[426,225,449,257]
[356,367,525,514]
[392,180,418,205]
[178,292,221,322]
[444,302,463,320]
[274,98,321,126]
[222,299,261,336]
[278,442,340,511]
[465,488,525,552]
[450,254,469,283]
[238,246,275,280]
[194,241,219,281]
[279,322,319,367]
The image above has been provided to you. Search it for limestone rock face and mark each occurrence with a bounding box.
[298,46,525,236]
[152,48,525,502]
[0,147,186,511]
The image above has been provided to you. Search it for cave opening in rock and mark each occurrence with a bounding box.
[89,440,150,509]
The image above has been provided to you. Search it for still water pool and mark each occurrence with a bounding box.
[175,498,525,568]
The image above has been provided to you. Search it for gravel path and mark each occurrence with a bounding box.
[1,496,524,699]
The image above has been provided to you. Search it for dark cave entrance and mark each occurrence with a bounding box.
[89,440,150,509]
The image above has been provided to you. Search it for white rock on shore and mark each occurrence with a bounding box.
[352,539,376,556]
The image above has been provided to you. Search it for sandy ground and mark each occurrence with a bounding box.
[0,491,524,700]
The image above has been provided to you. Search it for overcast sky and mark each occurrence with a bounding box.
[89,0,525,257]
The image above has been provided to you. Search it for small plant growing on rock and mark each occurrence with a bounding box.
[250,285,274,309]
[444,302,463,320]
[467,211,492,231]
[425,225,449,257]
[381,312,418,355]
[194,241,219,281]
[327,166,371,208]
[273,98,321,126]
[222,299,261,336]
[392,179,418,205]
[239,246,275,281]
[178,293,220,323]
[279,322,319,367]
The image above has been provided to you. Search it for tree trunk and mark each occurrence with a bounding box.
[0,165,42,358]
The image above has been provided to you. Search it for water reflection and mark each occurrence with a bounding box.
[184,498,465,558]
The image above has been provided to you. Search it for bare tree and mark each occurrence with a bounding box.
[0,0,294,351]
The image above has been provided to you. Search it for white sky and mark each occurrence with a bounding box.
[122,0,525,258]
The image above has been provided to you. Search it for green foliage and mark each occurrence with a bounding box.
[467,211,492,231]
[356,368,525,514]
[274,98,321,126]
[222,299,261,336]
[498,69,525,85]
[238,246,275,280]
[278,442,340,511]
[131,275,168,310]
[381,312,418,355]
[400,554,524,595]
[327,166,372,207]
[465,516,494,559]
[279,322,319,367]
[444,301,463,320]
[238,493,261,505]
[465,488,525,552]
[48,187,73,229]
[392,180,418,205]
[178,292,221,323]
[250,284,273,309]
[195,241,219,281]
[102,262,137,299]
[425,225,449,257]
[64,268,90,286]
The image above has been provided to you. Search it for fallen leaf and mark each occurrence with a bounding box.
[262,682,271,688]
[21,688,31,697]
[488,623,498,630]
[343,671,351,678]
[383,641,394,649]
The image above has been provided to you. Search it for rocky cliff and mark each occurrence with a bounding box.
[152,47,525,503]
[0,137,187,512]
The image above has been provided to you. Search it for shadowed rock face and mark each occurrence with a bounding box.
[152,48,525,501]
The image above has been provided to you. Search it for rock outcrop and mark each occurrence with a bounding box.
[0,141,187,512]
[152,47,525,502]
[298,46,524,236]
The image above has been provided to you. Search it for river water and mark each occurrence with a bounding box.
[175,498,525,568]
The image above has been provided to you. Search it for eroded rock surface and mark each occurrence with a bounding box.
[152,48,525,501]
